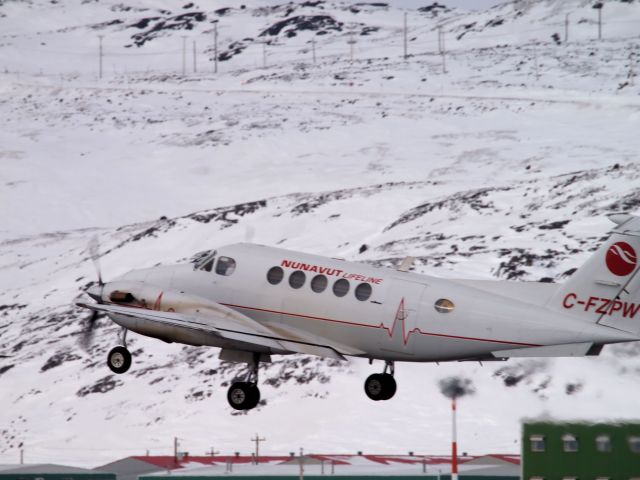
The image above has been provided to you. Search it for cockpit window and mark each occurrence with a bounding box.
[191,249,217,271]
[215,256,236,276]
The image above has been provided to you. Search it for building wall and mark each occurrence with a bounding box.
[522,422,640,479]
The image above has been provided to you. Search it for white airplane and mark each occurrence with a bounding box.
[78,214,640,410]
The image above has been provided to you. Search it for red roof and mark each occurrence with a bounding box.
[131,453,519,469]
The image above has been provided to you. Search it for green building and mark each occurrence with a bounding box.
[522,421,640,480]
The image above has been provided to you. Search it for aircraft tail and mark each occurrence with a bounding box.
[549,214,640,336]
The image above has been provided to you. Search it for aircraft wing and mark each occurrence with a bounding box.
[491,342,598,358]
[76,302,349,360]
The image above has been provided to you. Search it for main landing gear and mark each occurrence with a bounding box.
[107,328,132,374]
[227,355,261,411]
[364,361,396,401]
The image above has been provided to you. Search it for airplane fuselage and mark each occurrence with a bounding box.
[105,243,637,363]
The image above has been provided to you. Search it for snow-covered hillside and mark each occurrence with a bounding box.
[1,0,640,468]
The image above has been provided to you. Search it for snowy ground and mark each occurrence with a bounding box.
[1,0,640,468]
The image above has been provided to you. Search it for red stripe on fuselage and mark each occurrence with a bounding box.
[220,302,540,348]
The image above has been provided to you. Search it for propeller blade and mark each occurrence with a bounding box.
[88,236,103,286]
[79,310,99,350]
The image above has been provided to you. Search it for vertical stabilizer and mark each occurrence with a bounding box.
[548,215,640,335]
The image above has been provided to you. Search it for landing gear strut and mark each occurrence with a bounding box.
[364,361,396,401]
[107,328,132,374]
[227,354,261,411]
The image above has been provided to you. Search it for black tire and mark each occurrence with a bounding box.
[380,373,397,400]
[107,346,131,374]
[247,383,261,409]
[227,382,260,410]
[364,373,396,401]
[364,373,385,401]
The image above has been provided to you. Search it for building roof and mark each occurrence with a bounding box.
[0,464,112,475]
[128,454,519,478]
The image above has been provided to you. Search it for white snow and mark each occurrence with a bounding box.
[1,0,640,469]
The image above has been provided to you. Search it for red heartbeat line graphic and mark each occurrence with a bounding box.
[378,297,423,346]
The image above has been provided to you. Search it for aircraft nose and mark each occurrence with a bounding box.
[86,284,103,302]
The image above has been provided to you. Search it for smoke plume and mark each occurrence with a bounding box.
[438,376,476,399]
[493,359,549,387]
[565,382,583,395]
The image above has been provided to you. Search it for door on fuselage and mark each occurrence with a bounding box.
[378,277,427,355]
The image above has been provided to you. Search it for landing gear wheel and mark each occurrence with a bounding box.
[380,373,396,400]
[364,373,396,401]
[107,346,131,374]
[227,382,261,410]
[248,383,261,409]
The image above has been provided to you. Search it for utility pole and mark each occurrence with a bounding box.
[593,2,603,41]
[348,28,355,63]
[174,437,179,463]
[451,397,458,480]
[98,35,104,79]
[213,22,218,74]
[437,26,446,74]
[262,40,267,68]
[193,40,197,73]
[207,447,219,457]
[299,448,304,480]
[564,12,570,44]
[403,12,408,61]
[251,434,266,464]
[311,37,316,65]
[181,36,187,75]
[630,46,636,86]
[20,448,23,465]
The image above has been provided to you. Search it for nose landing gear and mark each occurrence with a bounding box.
[364,361,396,401]
[107,328,132,374]
[227,354,261,411]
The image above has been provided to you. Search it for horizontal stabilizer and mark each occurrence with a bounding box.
[492,342,596,358]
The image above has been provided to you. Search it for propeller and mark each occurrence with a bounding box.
[79,236,105,351]
[79,310,100,351]
[88,235,103,286]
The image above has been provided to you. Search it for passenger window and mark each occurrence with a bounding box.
[215,256,236,276]
[354,283,372,301]
[289,270,306,289]
[333,279,350,297]
[311,275,328,293]
[267,266,284,285]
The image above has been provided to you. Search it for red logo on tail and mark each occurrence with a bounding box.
[605,241,637,276]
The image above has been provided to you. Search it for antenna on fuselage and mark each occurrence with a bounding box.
[397,256,415,272]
